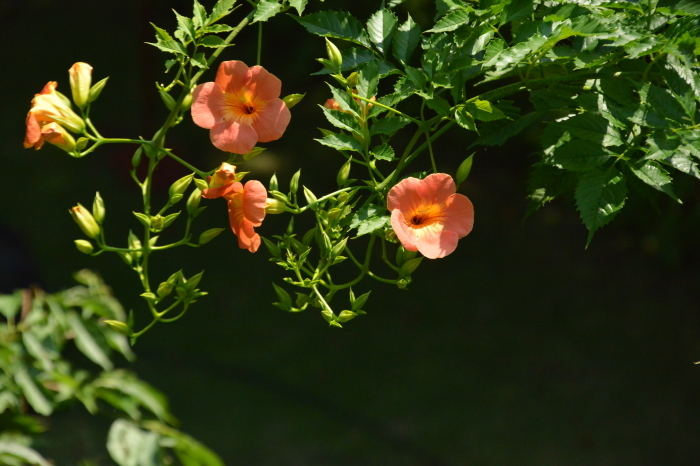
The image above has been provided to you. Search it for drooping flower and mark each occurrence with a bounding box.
[226,180,267,253]
[24,81,84,150]
[191,60,291,154]
[201,162,238,199]
[387,173,474,259]
[41,122,76,152]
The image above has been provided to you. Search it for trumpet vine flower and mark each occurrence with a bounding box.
[24,81,84,150]
[387,173,474,259]
[191,60,291,154]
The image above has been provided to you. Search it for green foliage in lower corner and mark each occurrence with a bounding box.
[0,270,222,465]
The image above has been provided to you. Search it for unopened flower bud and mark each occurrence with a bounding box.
[74,239,93,254]
[282,93,305,109]
[265,198,286,214]
[456,153,474,185]
[92,192,105,224]
[157,281,174,298]
[346,72,359,89]
[199,228,225,244]
[88,77,109,103]
[269,173,279,192]
[150,215,165,232]
[70,203,100,238]
[187,188,202,215]
[337,310,357,323]
[181,92,193,111]
[103,320,129,335]
[337,159,351,187]
[68,62,93,109]
[289,170,301,195]
[159,89,177,111]
[325,38,343,70]
[169,174,193,198]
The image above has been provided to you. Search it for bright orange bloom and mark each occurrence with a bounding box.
[24,81,84,150]
[200,162,267,252]
[387,173,474,259]
[191,60,291,154]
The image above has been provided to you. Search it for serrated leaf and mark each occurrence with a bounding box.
[371,117,411,135]
[625,36,665,58]
[474,111,541,146]
[455,108,477,132]
[209,0,237,25]
[146,40,187,55]
[427,8,470,33]
[371,144,396,161]
[367,9,398,56]
[191,52,207,69]
[392,14,421,63]
[292,11,372,48]
[315,133,363,152]
[575,167,627,246]
[645,83,692,124]
[173,9,195,42]
[628,159,681,202]
[358,216,391,236]
[357,60,379,99]
[200,35,230,47]
[526,164,577,218]
[501,0,534,24]
[666,153,700,180]
[204,24,235,33]
[253,0,283,23]
[426,95,452,116]
[550,138,612,171]
[321,106,363,134]
[193,0,207,28]
[555,113,624,147]
[150,23,173,42]
[289,0,308,15]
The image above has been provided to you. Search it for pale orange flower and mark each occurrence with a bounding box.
[24,81,84,150]
[200,162,267,252]
[191,60,291,154]
[387,173,474,259]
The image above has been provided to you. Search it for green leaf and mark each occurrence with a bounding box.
[191,52,207,69]
[0,290,21,320]
[292,11,372,48]
[549,138,612,172]
[107,419,160,466]
[625,36,665,58]
[326,85,361,116]
[14,369,52,416]
[289,0,308,15]
[370,117,411,135]
[192,1,207,29]
[204,24,235,33]
[371,144,396,161]
[173,9,195,42]
[627,160,681,202]
[501,0,534,24]
[253,0,283,23]
[95,371,174,424]
[321,106,363,134]
[146,40,187,55]
[209,0,237,25]
[392,14,421,63]
[316,133,363,152]
[357,60,379,99]
[666,153,700,180]
[575,167,627,246]
[426,8,469,33]
[367,9,398,56]
[67,311,113,371]
[455,108,477,132]
[0,442,51,466]
[645,83,693,124]
[554,113,624,147]
[272,283,292,310]
[150,23,173,42]
[357,216,390,236]
[465,100,507,121]
[425,96,452,116]
[474,111,541,146]
[525,164,577,218]
[199,36,230,48]
[143,421,225,466]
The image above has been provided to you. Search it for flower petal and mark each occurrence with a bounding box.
[416,173,455,204]
[191,82,225,129]
[210,120,258,154]
[442,193,474,238]
[387,177,423,214]
[228,203,260,253]
[24,112,43,149]
[251,98,291,143]
[242,180,267,226]
[391,209,418,252]
[414,223,459,259]
[215,60,251,93]
[247,65,282,101]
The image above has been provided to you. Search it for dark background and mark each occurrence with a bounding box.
[3,0,700,464]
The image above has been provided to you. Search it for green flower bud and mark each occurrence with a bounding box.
[337,310,357,323]
[337,159,351,187]
[157,281,174,298]
[103,320,129,335]
[345,72,359,89]
[282,93,305,109]
[131,146,143,168]
[325,38,343,69]
[169,174,193,198]
[70,203,100,238]
[181,92,193,111]
[88,77,109,103]
[199,228,225,244]
[269,173,279,192]
[456,153,474,185]
[74,239,94,254]
[68,62,92,109]
[159,89,176,111]
[187,188,202,216]
[289,169,301,195]
[92,192,105,224]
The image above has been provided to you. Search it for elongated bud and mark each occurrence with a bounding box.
[88,77,109,103]
[303,186,317,206]
[68,62,93,109]
[199,228,225,244]
[286,217,295,236]
[74,239,94,254]
[157,280,174,298]
[399,257,423,278]
[337,310,357,323]
[282,93,305,109]
[169,174,193,199]
[269,173,278,192]
[337,159,351,187]
[131,147,143,168]
[187,188,202,215]
[103,320,129,335]
[128,231,142,259]
[265,198,286,214]
[325,38,343,70]
[181,92,193,110]
[346,72,359,89]
[159,89,177,111]
[289,170,301,195]
[92,192,105,224]
[456,153,474,185]
[70,204,100,238]
[41,123,76,152]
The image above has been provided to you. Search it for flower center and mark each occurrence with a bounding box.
[406,203,445,229]
[222,89,264,122]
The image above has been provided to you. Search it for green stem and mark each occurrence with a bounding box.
[257,22,263,65]
[353,94,421,124]
[157,148,209,178]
